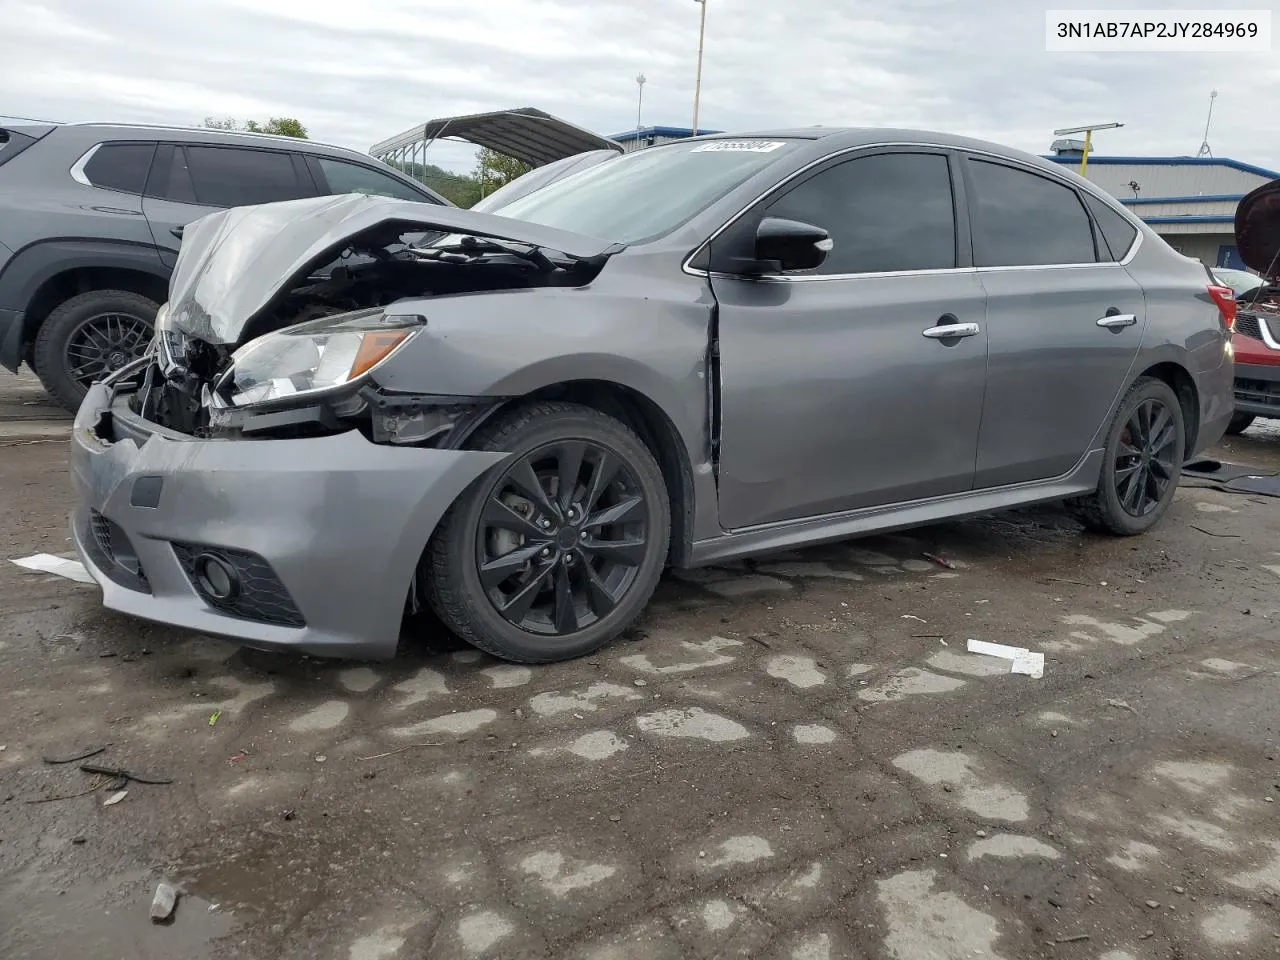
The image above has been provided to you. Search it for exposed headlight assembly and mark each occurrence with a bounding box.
[212,310,425,409]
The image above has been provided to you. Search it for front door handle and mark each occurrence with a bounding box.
[922,322,980,339]
[1096,313,1137,329]
[170,225,184,239]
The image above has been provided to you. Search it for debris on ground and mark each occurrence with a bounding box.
[72,835,86,844]
[102,790,128,806]
[80,763,174,785]
[150,882,179,922]
[10,553,94,583]
[1106,699,1137,713]
[923,552,956,569]
[208,710,221,726]
[901,615,928,623]
[41,745,107,764]
[966,639,1046,679]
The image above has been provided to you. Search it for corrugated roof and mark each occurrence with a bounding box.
[370,107,622,168]
[610,125,724,142]
[1044,155,1280,180]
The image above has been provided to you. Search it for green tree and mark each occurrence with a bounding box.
[474,148,531,197]
[385,159,483,207]
[202,116,309,139]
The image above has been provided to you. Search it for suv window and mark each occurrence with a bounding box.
[764,152,957,274]
[180,145,308,207]
[968,159,1096,267]
[1083,192,1139,261]
[316,157,426,201]
[83,142,155,194]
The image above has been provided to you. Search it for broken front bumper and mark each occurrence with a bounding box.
[69,379,506,659]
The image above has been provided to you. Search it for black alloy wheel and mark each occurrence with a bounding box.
[1112,397,1179,518]
[1069,376,1185,536]
[477,440,650,636]
[63,312,154,388]
[426,401,671,664]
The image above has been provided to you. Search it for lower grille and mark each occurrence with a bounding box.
[171,542,306,627]
[1235,377,1280,409]
[83,510,149,593]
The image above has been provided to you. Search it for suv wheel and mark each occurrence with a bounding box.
[426,401,671,664]
[1068,376,1185,536]
[33,290,158,412]
[1225,412,1255,435]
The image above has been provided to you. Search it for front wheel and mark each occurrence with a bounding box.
[32,289,158,412]
[1068,377,1186,536]
[1225,412,1255,436]
[427,401,671,664]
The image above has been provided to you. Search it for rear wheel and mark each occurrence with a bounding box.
[1068,377,1185,536]
[427,401,671,663]
[33,289,158,412]
[1225,412,1255,435]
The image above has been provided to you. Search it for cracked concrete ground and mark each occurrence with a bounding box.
[3,370,1280,959]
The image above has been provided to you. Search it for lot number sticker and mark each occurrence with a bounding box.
[690,140,786,153]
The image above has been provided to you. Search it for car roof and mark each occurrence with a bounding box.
[55,120,374,160]
[696,126,1072,175]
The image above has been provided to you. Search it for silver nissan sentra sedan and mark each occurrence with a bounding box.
[69,127,1236,663]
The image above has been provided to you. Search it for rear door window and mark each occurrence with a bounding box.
[1083,192,1139,261]
[763,151,957,274]
[314,157,431,201]
[967,159,1097,267]
[181,145,309,207]
[82,142,156,194]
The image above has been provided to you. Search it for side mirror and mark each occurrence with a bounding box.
[755,217,832,273]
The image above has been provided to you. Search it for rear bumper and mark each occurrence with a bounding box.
[69,379,506,659]
[1233,360,1280,419]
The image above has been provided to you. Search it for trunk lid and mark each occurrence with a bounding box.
[167,193,617,345]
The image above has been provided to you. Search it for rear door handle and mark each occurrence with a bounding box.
[1096,312,1137,329]
[922,322,980,339]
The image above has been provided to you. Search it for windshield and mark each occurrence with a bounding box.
[472,150,618,213]
[1214,268,1265,296]
[493,139,799,244]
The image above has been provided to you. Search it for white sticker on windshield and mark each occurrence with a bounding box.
[690,140,786,153]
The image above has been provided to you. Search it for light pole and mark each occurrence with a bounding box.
[692,0,707,135]
[1052,122,1124,177]
[636,73,646,131]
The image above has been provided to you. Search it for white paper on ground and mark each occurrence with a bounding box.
[1010,650,1045,679]
[967,638,1045,679]
[967,638,1026,660]
[10,553,94,584]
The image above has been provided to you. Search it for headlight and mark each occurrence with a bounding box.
[213,310,425,409]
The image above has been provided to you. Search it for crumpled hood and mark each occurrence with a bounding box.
[1234,178,1280,278]
[167,193,616,345]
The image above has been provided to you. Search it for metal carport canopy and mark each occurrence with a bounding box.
[369,107,622,168]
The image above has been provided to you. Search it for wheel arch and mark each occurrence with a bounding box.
[0,239,169,364]
[459,379,698,568]
[1138,360,1200,453]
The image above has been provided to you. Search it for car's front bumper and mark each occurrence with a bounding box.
[1233,360,1280,419]
[69,379,506,659]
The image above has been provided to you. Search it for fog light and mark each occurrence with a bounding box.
[194,553,239,600]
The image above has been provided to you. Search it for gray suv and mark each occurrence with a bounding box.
[0,117,446,410]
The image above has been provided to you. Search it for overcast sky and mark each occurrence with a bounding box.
[1,0,1277,173]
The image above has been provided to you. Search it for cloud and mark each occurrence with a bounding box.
[1,0,1276,172]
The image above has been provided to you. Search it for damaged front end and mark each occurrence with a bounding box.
[128,193,618,442]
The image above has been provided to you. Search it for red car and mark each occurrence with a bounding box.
[1221,179,1280,434]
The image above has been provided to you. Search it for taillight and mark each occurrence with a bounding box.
[1208,284,1237,330]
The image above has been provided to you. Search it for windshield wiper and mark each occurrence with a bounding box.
[409,234,564,273]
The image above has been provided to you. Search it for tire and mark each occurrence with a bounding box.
[1225,412,1255,436]
[32,289,159,412]
[1068,376,1186,536]
[426,401,671,664]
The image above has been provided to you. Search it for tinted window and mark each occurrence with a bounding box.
[183,146,307,207]
[317,157,427,201]
[83,142,155,194]
[764,152,956,274]
[968,160,1096,267]
[1083,192,1139,261]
